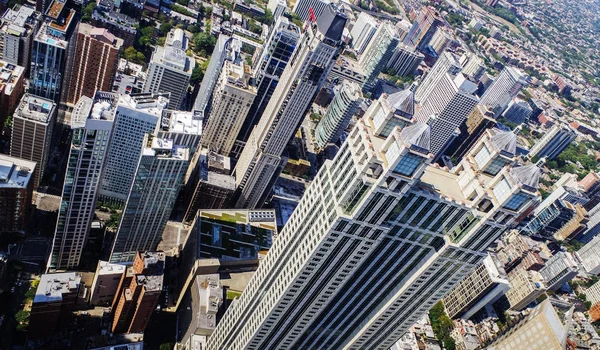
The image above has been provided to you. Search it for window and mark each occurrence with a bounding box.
[474,145,491,169]
[504,193,529,211]
[484,157,507,176]
[393,153,422,177]
[492,177,511,203]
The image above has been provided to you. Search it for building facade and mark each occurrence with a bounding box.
[505,267,546,311]
[358,22,399,89]
[0,59,24,130]
[315,79,362,148]
[538,251,578,291]
[386,43,424,77]
[89,260,126,305]
[528,123,577,160]
[576,235,600,275]
[350,12,378,54]
[0,154,35,234]
[0,5,41,68]
[414,51,461,103]
[479,66,527,117]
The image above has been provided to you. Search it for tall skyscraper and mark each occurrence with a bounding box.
[11,93,56,188]
[0,154,35,234]
[315,79,362,148]
[479,66,527,116]
[415,73,479,158]
[528,123,577,161]
[98,93,169,203]
[109,135,189,263]
[443,105,497,164]
[143,28,195,109]
[208,93,539,349]
[62,24,123,109]
[292,0,330,22]
[234,5,347,209]
[49,92,115,271]
[0,4,41,68]
[576,235,600,275]
[201,60,256,156]
[538,251,578,291]
[30,0,75,102]
[502,99,532,124]
[460,52,485,82]
[237,17,299,145]
[350,12,378,54]
[403,7,444,51]
[414,51,461,103]
[358,22,400,89]
[386,43,424,77]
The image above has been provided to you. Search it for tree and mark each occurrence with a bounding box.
[15,310,30,324]
[248,19,262,34]
[193,32,216,56]
[190,65,204,84]
[159,343,175,350]
[81,2,95,23]
[429,301,456,350]
[159,21,174,35]
[123,47,146,65]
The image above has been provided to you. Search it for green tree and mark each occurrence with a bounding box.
[159,343,175,350]
[159,21,174,35]
[429,301,456,350]
[193,32,216,56]
[15,310,30,324]
[81,2,95,23]
[190,65,204,84]
[123,47,146,65]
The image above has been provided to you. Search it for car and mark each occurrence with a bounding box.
[17,281,22,287]
[10,287,15,293]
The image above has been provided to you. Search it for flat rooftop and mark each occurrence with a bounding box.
[14,93,55,123]
[3,5,36,27]
[136,252,165,292]
[0,154,35,189]
[143,137,190,160]
[90,342,144,350]
[35,21,68,49]
[34,272,81,303]
[160,110,202,135]
[97,260,127,275]
[0,60,24,95]
[118,93,169,117]
[419,166,466,202]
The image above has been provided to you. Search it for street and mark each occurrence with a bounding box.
[0,270,34,350]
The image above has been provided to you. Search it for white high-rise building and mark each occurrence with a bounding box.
[415,73,479,158]
[528,123,577,161]
[315,79,362,148]
[350,12,378,54]
[386,43,424,77]
[358,21,399,88]
[292,0,330,22]
[538,251,578,291]
[414,51,461,103]
[479,66,527,116]
[49,92,116,271]
[208,88,540,350]
[576,235,600,275]
[460,52,485,82]
[202,60,256,156]
[234,5,346,209]
[98,93,169,203]
[143,29,195,109]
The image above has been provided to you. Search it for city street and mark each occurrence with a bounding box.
[0,272,33,350]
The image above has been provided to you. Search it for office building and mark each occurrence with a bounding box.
[363,89,415,139]
[110,135,189,263]
[208,91,540,349]
[315,80,362,148]
[11,94,56,188]
[0,59,24,128]
[528,123,577,160]
[479,66,527,116]
[487,299,571,350]
[202,60,256,155]
[502,99,532,124]
[0,154,35,234]
[350,12,378,54]
[414,51,461,103]
[415,73,479,158]
[358,22,399,89]
[29,272,81,338]
[538,252,578,291]
[267,0,287,21]
[460,52,485,82]
[143,28,195,109]
[238,18,299,145]
[505,267,546,311]
[403,7,444,51]
[111,252,165,333]
[91,1,137,47]
[444,255,510,320]
[62,24,123,108]
[576,235,600,275]
[234,6,347,209]
[49,92,115,271]
[586,280,600,322]
[292,0,330,22]
[386,43,424,77]
[99,93,169,203]
[328,55,368,87]
[0,5,41,68]
[459,127,518,177]
[444,105,496,163]
[428,27,453,54]
[90,260,127,305]
[30,0,75,101]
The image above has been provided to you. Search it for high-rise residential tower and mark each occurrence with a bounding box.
[414,51,461,103]
[208,88,540,350]
[403,7,444,51]
[0,4,41,68]
[358,22,400,90]
[528,123,577,161]
[386,43,424,77]
[0,154,35,234]
[315,79,362,148]
[292,0,330,22]
[49,92,115,271]
[143,28,194,109]
[350,12,378,54]
[234,5,346,209]
[479,66,527,116]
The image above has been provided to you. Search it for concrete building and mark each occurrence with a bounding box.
[505,267,546,311]
[202,60,256,156]
[586,280,600,321]
[111,252,165,333]
[0,154,35,234]
[576,235,600,275]
[460,53,485,82]
[237,18,299,146]
[11,94,56,188]
[403,7,444,52]
[234,5,346,209]
[143,28,194,109]
[414,51,461,103]
[358,21,399,89]
[110,135,189,264]
[315,80,362,148]
[62,24,122,109]
[0,5,41,68]
[539,252,578,291]
[487,299,571,350]
[502,99,532,124]
[267,0,287,21]
[444,255,510,320]
[292,0,330,22]
[415,73,479,158]
[29,272,81,339]
[479,66,527,117]
[90,260,126,305]
[386,43,424,77]
[49,92,115,271]
[0,59,24,131]
[98,93,169,203]
[207,89,540,349]
[444,105,496,163]
[528,123,577,160]
[350,12,378,54]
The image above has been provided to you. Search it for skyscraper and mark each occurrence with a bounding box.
[460,52,485,82]
[386,43,424,77]
[237,17,299,146]
[11,93,56,188]
[358,22,400,89]
[202,60,256,156]
[479,66,527,116]
[49,92,115,271]
[0,4,41,68]
[315,79,362,148]
[502,99,532,124]
[234,5,346,209]
[403,7,444,51]
[0,59,25,129]
[414,51,461,103]
[528,123,577,160]
[62,24,123,109]
[144,28,195,109]
[538,251,578,291]
[292,0,330,22]
[350,12,378,54]
[443,104,497,164]
[208,92,539,349]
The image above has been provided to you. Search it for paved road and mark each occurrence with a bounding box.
[0,274,32,350]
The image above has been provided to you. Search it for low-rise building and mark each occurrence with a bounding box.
[0,154,35,234]
[89,260,126,305]
[505,267,546,311]
[539,252,578,291]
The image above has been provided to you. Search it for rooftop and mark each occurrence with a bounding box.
[143,136,190,161]
[34,21,69,49]
[135,252,165,292]
[34,272,81,303]
[160,110,202,135]
[90,342,144,350]
[1,5,39,35]
[118,93,169,117]
[96,260,126,275]
[0,154,35,189]
[79,23,123,48]
[0,60,24,96]
[14,93,56,123]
